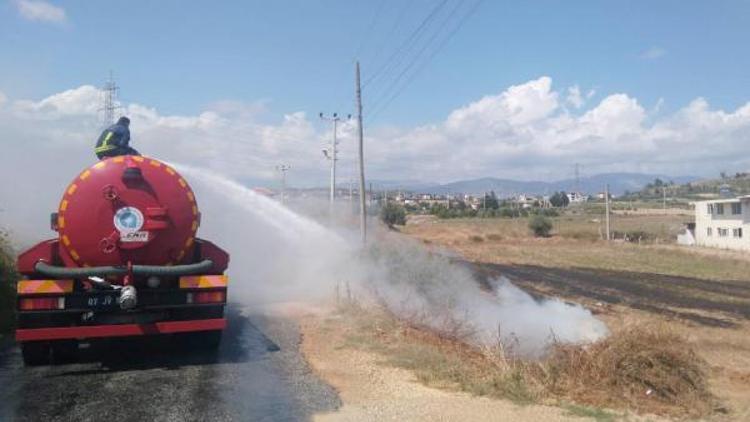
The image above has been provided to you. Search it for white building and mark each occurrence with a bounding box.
[693,196,750,250]
[567,191,587,204]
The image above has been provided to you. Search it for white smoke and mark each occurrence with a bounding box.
[179,165,608,356]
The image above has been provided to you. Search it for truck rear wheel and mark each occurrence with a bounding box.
[177,330,222,350]
[22,342,51,366]
[51,340,78,363]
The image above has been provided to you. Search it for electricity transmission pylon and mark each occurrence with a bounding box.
[100,71,120,128]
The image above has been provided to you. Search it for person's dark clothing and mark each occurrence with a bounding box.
[95,117,138,159]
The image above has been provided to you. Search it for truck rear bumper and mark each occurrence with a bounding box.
[15,318,226,342]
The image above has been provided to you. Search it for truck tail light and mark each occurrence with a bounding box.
[19,297,65,310]
[186,290,226,304]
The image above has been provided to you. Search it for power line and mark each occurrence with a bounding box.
[368,1,415,72]
[367,0,482,122]
[362,0,450,90]
[354,0,387,61]
[368,0,468,114]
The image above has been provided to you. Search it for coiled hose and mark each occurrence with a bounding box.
[34,259,214,278]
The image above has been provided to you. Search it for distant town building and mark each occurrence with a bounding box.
[515,194,536,209]
[691,196,750,250]
[567,191,588,204]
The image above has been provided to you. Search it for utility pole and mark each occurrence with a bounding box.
[349,178,354,212]
[662,186,667,214]
[320,112,351,213]
[605,184,611,241]
[355,61,367,244]
[276,164,290,204]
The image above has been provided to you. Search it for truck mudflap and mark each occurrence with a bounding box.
[15,318,226,342]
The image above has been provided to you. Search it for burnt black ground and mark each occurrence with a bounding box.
[0,305,340,422]
[473,262,750,328]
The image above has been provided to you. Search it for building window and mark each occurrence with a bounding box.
[716,204,725,214]
[734,228,743,238]
[707,227,712,236]
[732,203,742,215]
[718,228,728,237]
[707,204,714,214]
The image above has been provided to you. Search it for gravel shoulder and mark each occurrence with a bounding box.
[299,309,590,422]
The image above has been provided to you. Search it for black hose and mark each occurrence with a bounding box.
[34,259,214,278]
[133,260,214,276]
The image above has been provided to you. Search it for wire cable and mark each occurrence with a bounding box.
[362,0,450,90]
[367,0,483,123]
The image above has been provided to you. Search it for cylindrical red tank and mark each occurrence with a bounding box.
[56,156,199,267]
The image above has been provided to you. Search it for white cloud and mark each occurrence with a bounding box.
[447,77,558,131]
[0,77,750,242]
[566,85,583,109]
[14,0,67,24]
[12,85,100,116]
[640,46,666,60]
[3,76,750,240]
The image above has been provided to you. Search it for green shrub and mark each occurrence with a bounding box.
[533,208,559,218]
[528,215,553,237]
[0,234,18,335]
[380,202,407,228]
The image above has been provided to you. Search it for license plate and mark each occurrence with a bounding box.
[85,294,118,309]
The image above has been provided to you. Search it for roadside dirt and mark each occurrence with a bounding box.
[299,311,593,422]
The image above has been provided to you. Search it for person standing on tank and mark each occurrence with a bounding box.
[94,116,140,159]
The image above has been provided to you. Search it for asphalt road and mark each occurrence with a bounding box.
[0,305,340,422]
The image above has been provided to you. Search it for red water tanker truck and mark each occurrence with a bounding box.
[15,155,229,365]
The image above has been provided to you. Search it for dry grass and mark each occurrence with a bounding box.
[544,326,716,418]
[339,304,716,419]
[396,215,750,418]
[403,216,750,282]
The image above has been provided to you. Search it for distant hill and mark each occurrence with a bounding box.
[370,173,698,196]
[628,172,750,200]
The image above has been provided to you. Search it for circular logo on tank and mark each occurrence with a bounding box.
[113,207,144,234]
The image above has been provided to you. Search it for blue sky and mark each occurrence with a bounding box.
[2,0,749,126]
[2,0,750,192]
